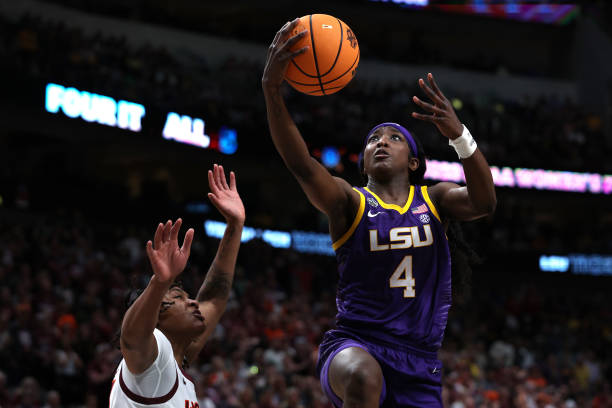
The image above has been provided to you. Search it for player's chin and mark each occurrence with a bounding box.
[193,317,207,332]
[188,321,206,337]
[369,159,394,172]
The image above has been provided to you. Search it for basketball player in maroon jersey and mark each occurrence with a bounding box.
[110,164,245,407]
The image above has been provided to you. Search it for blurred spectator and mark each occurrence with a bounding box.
[0,212,610,406]
[42,390,61,408]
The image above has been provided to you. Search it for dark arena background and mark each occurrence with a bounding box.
[1,0,612,407]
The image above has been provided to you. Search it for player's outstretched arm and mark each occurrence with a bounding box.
[120,219,194,374]
[412,73,497,221]
[184,164,244,364]
[262,19,358,226]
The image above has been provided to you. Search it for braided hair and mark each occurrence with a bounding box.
[358,131,478,300]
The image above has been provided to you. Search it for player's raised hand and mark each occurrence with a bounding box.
[208,164,245,225]
[412,73,464,140]
[262,18,309,91]
[145,219,194,284]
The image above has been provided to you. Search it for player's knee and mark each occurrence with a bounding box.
[329,348,383,405]
[343,361,382,402]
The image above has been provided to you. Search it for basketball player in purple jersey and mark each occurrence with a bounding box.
[262,20,496,407]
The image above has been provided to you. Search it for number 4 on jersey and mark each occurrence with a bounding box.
[389,255,415,298]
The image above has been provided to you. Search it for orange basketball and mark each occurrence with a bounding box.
[285,14,359,96]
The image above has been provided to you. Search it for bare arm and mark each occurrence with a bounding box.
[120,220,194,374]
[412,73,496,221]
[262,19,358,237]
[430,150,497,222]
[185,165,244,364]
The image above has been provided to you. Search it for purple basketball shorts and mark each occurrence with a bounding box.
[317,329,443,408]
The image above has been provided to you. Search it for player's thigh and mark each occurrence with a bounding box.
[328,346,384,401]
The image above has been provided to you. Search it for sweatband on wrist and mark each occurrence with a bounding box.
[449,125,477,159]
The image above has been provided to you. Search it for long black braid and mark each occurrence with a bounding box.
[358,132,479,300]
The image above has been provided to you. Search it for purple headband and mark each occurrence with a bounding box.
[364,122,418,157]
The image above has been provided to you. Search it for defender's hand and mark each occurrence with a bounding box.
[145,219,194,284]
[208,164,245,225]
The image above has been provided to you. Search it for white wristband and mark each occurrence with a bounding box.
[449,125,477,159]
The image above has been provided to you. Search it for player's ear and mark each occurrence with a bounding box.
[408,157,420,172]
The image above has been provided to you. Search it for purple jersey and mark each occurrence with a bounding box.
[332,185,451,352]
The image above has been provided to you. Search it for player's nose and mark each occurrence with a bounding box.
[376,135,389,147]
